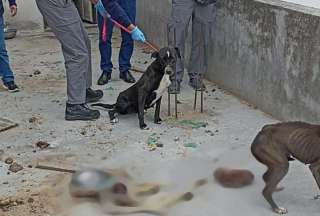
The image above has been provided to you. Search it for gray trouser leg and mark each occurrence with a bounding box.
[80,23,93,89]
[188,4,213,79]
[168,0,194,83]
[36,0,92,104]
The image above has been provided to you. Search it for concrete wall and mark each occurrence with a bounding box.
[137,0,320,122]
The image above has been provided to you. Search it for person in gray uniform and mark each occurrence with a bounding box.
[35,0,145,121]
[168,0,216,93]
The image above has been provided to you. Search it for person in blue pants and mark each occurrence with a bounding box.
[97,0,137,85]
[0,0,18,92]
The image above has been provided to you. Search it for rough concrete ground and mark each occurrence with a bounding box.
[0,26,319,216]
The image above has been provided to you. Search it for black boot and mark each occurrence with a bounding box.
[97,72,111,85]
[65,103,100,121]
[120,71,136,83]
[86,88,103,103]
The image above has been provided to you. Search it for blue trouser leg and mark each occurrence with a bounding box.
[97,12,114,74]
[0,15,14,84]
[118,0,136,74]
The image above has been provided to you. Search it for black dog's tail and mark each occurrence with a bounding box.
[91,103,115,110]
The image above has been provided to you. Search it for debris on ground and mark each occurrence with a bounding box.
[205,130,215,136]
[8,162,23,173]
[0,197,24,212]
[33,70,41,75]
[184,143,198,148]
[35,141,50,150]
[0,117,18,133]
[28,115,43,126]
[4,157,14,165]
[105,86,114,91]
[147,133,162,151]
[178,120,208,129]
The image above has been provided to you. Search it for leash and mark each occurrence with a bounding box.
[102,12,159,52]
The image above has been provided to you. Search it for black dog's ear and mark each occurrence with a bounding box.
[151,51,159,59]
[175,47,181,59]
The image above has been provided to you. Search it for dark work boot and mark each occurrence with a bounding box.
[189,78,206,91]
[120,71,136,83]
[86,88,103,103]
[168,81,180,94]
[97,72,111,85]
[65,103,100,121]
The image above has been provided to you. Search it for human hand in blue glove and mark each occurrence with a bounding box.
[131,27,146,43]
[95,0,107,17]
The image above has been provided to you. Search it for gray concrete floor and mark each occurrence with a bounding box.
[0,27,319,216]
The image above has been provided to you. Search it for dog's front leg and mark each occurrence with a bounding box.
[154,97,162,124]
[138,90,148,129]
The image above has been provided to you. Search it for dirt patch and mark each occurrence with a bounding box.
[0,174,68,216]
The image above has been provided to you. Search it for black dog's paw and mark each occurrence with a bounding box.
[154,118,162,124]
[313,194,320,200]
[140,123,149,130]
[110,117,119,124]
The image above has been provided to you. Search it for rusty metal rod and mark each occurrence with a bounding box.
[35,165,76,174]
[168,90,171,116]
[201,90,204,113]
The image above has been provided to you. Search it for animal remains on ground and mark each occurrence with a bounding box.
[213,167,254,188]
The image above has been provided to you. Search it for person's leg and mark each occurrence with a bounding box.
[0,14,18,92]
[97,13,114,85]
[118,0,136,83]
[36,0,100,120]
[188,3,213,90]
[168,0,193,93]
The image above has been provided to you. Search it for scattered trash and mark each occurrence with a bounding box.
[184,143,198,148]
[8,162,23,173]
[156,143,164,148]
[33,70,41,75]
[35,141,50,150]
[28,115,43,125]
[178,120,208,129]
[105,86,114,91]
[4,157,13,165]
[147,133,162,151]
[0,117,18,133]
[27,198,34,203]
[205,130,215,136]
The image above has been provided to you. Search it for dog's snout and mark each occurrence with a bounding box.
[165,66,174,75]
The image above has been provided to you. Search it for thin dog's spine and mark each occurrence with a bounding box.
[91,103,115,110]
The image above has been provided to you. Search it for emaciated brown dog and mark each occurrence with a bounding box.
[251,122,320,214]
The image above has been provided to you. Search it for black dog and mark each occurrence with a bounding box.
[92,47,180,129]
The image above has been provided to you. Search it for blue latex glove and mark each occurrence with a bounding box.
[95,0,107,17]
[131,27,146,43]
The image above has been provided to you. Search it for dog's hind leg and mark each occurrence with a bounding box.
[154,97,162,124]
[309,160,320,199]
[263,164,289,214]
[252,135,289,214]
